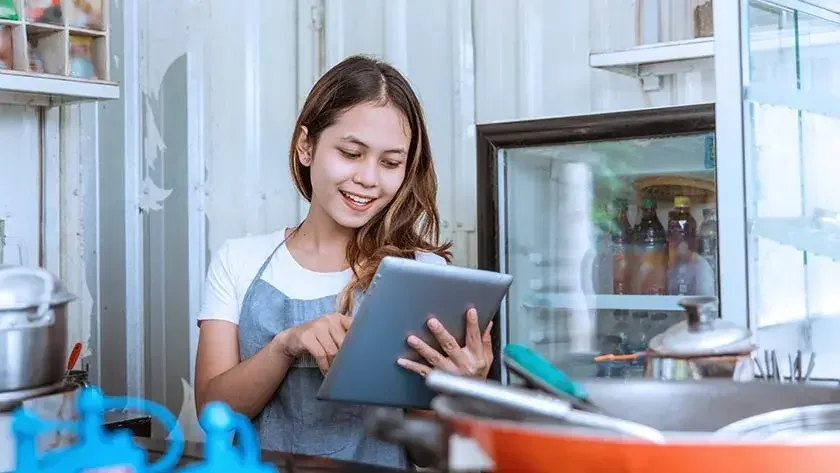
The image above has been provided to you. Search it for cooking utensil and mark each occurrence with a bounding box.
[805,352,816,381]
[646,296,755,381]
[426,370,666,443]
[716,404,840,440]
[67,342,82,371]
[753,350,818,383]
[503,344,604,413]
[367,376,840,473]
[0,265,76,391]
[432,393,840,473]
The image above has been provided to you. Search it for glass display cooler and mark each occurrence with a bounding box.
[476,104,718,382]
[477,0,840,385]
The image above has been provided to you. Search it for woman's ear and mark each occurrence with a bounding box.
[296,126,312,167]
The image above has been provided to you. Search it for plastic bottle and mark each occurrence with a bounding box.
[611,198,632,295]
[667,196,697,295]
[635,198,668,295]
[697,208,718,294]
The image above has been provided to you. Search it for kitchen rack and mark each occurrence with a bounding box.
[0,0,118,106]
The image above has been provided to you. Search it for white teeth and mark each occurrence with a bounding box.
[342,191,372,205]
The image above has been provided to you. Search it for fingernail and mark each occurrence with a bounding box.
[397,358,408,367]
[428,318,441,329]
[407,335,420,346]
[468,309,478,321]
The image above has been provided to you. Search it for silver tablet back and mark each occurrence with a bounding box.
[317,256,513,409]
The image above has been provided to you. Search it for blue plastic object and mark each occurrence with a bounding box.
[177,402,277,473]
[12,385,277,473]
[13,386,184,473]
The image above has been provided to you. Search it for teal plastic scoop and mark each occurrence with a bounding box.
[503,344,603,413]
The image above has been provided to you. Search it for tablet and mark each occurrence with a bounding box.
[316,256,513,409]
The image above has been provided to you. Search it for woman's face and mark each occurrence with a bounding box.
[300,102,410,229]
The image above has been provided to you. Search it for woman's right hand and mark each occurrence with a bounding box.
[274,313,354,374]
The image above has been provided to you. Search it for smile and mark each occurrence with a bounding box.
[340,190,376,211]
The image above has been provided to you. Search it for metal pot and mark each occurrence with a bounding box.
[716,404,840,440]
[645,296,755,381]
[0,265,75,392]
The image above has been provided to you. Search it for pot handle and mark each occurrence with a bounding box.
[0,266,54,322]
[365,407,446,468]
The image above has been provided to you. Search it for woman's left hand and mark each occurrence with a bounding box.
[397,308,493,379]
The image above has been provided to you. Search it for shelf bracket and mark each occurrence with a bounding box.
[639,69,663,92]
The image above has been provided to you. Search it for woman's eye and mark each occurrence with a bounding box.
[339,149,361,159]
[382,160,401,169]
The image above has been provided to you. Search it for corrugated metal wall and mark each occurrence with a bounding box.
[83,0,714,415]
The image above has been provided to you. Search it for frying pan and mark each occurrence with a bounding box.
[367,372,840,473]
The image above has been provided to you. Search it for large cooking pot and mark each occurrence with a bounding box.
[0,265,76,392]
[369,372,840,473]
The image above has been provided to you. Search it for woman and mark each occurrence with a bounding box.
[194,55,493,469]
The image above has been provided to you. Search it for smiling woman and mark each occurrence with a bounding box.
[191,54,493,470]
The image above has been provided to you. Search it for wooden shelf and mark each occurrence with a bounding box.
[0,0,117,106]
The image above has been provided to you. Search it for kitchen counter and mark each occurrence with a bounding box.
[136,437,409,473]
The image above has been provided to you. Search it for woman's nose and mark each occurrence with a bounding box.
[353,158,378,188]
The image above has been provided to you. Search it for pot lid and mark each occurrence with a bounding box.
[0,265,76,312]
[648,296,753,357]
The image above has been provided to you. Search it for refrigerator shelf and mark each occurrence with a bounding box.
[523,293,688,312]
[752,217,840,262]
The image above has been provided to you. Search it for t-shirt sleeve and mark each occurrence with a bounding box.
[197,240,240,325]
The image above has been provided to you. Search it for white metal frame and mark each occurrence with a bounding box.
[122,0,145,400]
[186,31,207,386]
[496,149,508,385]
[715,0,840,381]
[41,108,61,276]
[712,0,751,328]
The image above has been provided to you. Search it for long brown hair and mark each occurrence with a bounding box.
[290,55,452,314]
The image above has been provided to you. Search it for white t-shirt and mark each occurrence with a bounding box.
[197,230,447,325]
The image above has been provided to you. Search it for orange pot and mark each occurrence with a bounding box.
[443,406,839,473]
[369,378,840,472]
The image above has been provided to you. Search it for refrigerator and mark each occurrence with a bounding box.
[476,103,718,383]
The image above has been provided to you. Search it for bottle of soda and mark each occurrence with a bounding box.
[636,198,668,295]
[696,208,718,294]
[667,196,698,295]
[611,198,632,295]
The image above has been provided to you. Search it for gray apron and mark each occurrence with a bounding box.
[238,238,409,469]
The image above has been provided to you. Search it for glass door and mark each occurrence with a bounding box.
[480,105,717,382]
[737,0,840,381]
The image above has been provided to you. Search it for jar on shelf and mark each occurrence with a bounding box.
[24,0,62,25]
[692,0,713,38]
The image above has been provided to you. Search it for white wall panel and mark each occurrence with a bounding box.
[323,0,477,266]
[0,106,39,268]
[46,0,727,410]
[133,0,311,413]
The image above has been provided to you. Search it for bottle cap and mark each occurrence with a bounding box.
[674,196,691,207]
